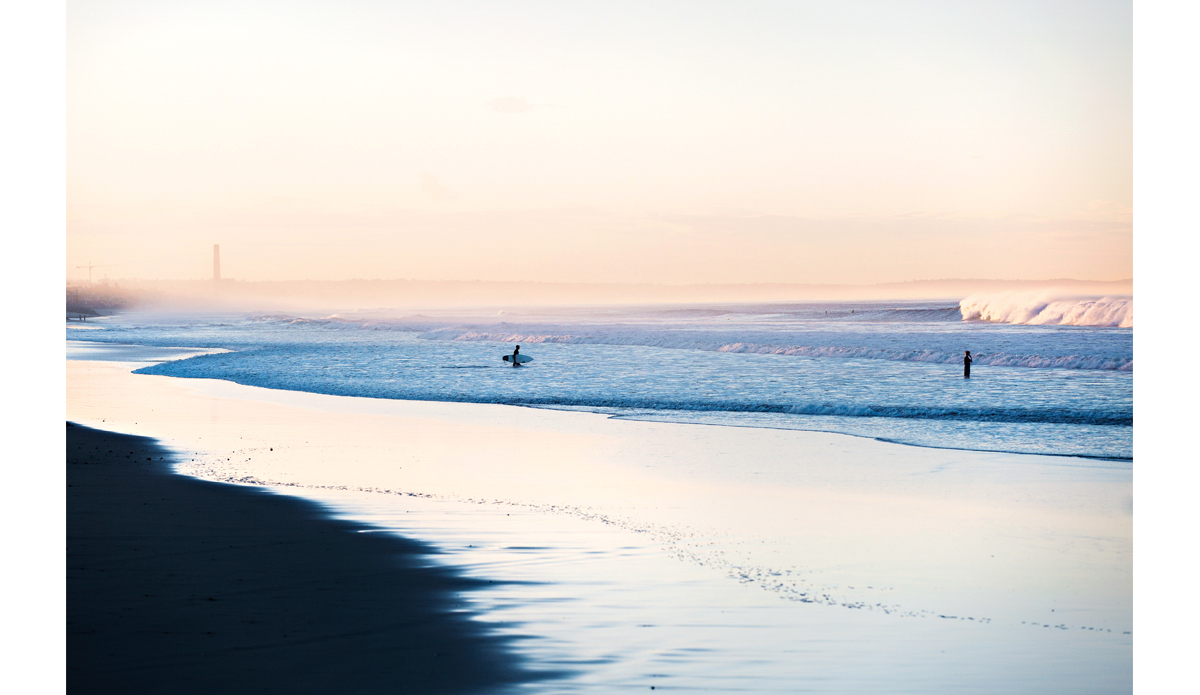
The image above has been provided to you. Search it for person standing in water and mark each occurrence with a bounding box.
[512,344,521,368]
[963,350,973,378]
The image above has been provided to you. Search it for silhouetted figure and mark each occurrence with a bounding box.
[964,350,972,378]
[512,344,521,368]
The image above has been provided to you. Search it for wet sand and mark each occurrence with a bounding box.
[67,422,537,695]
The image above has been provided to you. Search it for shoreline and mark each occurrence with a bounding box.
[594,409,1133,463]
[67,337,1130,461]
[67,422,542,694]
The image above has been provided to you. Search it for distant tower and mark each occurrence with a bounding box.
[213,244,221,281]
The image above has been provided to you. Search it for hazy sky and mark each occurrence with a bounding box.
[67,0,1131,284]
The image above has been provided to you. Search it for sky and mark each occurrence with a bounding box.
[66,0,1131,285]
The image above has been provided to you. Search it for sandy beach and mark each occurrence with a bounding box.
[67,421,537,694]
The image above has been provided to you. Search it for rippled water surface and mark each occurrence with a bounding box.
[69,300,1132,458]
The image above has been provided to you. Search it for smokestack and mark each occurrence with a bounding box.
[213,244,221,281]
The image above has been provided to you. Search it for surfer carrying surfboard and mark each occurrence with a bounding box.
[502,346,531,366]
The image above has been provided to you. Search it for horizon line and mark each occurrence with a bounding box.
[67,276,1134,287]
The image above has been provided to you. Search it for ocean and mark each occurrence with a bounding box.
[80,297,1132,460]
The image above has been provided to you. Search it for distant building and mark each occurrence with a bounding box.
[213,244,221,281]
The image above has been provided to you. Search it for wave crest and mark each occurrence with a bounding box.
[960,292,1132,328]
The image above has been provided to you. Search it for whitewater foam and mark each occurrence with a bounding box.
[960,292,1132,328]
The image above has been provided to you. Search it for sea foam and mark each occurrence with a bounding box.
[960,292,1132,328]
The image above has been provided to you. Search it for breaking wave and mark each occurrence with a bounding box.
[960,293,1132,328]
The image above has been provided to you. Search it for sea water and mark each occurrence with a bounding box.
[75,299,1132,460]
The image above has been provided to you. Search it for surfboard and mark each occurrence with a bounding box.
[502,354,532,364]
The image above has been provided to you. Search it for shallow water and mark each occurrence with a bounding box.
[289,487,1130,694]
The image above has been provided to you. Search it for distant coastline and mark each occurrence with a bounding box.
[66,283,139,319]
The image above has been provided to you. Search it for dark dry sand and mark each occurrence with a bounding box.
[67,422,539,694]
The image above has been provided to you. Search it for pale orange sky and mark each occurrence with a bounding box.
[67,0,1131,284]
